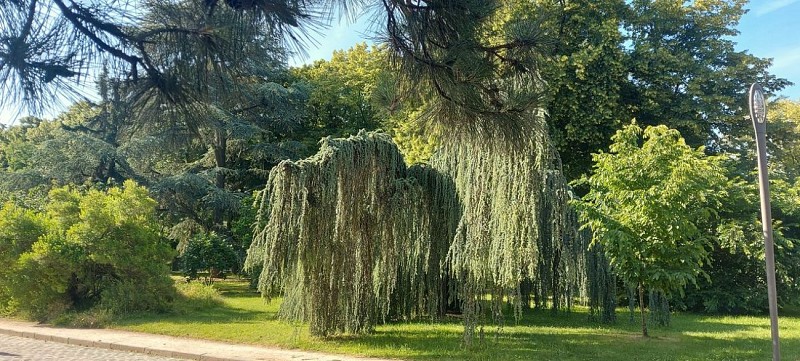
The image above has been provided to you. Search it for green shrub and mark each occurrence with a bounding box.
[0,203,49,308]
[179,232,237,281]
[0,180,176,321]
[100,279,175,315]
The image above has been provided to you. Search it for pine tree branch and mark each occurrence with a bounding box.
[51,0,143,72]
[18,0,37,43]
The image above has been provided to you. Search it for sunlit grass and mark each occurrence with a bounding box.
[112,279,800,360]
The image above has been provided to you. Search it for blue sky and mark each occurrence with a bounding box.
[2,0,799,124]
[736,0,800,99]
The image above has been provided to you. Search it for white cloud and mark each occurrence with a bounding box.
[753,0,800,16]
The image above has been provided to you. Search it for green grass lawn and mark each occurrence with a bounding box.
[112,279,800,360]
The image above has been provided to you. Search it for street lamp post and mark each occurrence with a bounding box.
[749,82,780,360]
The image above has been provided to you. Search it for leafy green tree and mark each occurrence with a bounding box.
[517,0,629,180]
[624,0,789,150]
[293,43,384,140]
[502,0,790,180]
[0,180,175,320]
[575,123,729,336]
[179,232,238,282]
[669,99,800,314]
[763,99,800,180]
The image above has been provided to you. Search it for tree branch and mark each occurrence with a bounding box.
[51,0,142,69]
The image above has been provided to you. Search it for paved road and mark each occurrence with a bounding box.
[0,334,186,361]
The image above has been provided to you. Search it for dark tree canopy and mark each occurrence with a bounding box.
[507,0,792,180]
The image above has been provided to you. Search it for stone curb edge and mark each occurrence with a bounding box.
[0,327,237,361]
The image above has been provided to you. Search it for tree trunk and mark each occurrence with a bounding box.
[519,279,532,310]
[212,126,227,225]
[551,248,561,311]
[639,282,648,337]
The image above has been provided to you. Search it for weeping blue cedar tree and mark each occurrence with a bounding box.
[245,129,615,341]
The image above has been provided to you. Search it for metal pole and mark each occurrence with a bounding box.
[749,82,780,360]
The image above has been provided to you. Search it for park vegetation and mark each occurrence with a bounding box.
[1,0,800,356]
[0,181,174,320]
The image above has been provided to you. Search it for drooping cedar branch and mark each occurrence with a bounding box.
[245,131,448,335]
[381,0,549,140]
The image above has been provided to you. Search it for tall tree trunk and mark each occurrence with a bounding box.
[639,282,648,337]
[519,279,532,310]
[213,126,227,225]
[551,248,561,311]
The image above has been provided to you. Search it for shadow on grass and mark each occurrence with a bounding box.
[204,279,261,298]
[114,303,271,326]
[113,279,276,330]
[319,309,792,361]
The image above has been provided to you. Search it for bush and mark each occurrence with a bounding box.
[179,232,238,281]
[0,202,49,309]
[0,180,176,321]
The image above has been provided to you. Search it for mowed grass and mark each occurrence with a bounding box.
[112,279,800,360]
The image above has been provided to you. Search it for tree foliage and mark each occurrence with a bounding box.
[0,0,332,114]
[245,131,443,335]
[763,99,800,180]
[576,123,729,336]
[179,232,238,281]
[667,99,800,314]
[514,0,630,181]
[0,180,175,320]
[499,0,791,180]
[246,130,614,340]
[0,99,149,202]
[293,43,437,165]
[292,43,384,140]
[624,0,784,149]
[381,0,550,141]
[430,117,611,340]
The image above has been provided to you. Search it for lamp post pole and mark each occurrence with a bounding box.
[749,82,780,361]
